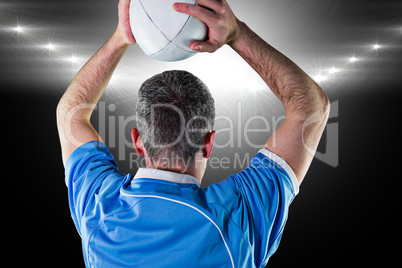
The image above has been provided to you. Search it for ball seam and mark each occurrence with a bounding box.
[138,0,196,56]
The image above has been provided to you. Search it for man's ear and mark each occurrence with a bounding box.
[202,130,216,159]
[131,128,145,156]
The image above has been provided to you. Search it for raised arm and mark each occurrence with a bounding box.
[56,0,135,165]
[230,23,329,184]
[174,0,329,185]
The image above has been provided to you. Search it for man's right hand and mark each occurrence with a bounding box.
[173,0,241,53]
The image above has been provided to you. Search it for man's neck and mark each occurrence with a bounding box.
[144,159,205,184]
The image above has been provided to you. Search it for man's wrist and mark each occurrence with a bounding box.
[113,26,136,48]
[227,21,248,51]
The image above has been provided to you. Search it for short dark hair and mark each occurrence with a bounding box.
[136,70,215,163]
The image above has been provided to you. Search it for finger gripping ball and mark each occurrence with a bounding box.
[130,0,207,62]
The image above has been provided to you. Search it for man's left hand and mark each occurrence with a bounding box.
[173,0,241,53]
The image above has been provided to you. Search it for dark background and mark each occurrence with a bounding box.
[2,0,401,266]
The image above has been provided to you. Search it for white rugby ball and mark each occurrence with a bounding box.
[129,0,207,61]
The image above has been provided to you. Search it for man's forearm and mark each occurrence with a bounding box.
[57,30,129,122]
[229,22,328,118]
[57,29,131,164]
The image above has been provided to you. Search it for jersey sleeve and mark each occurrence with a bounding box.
[64,141,125,235]
[204,149,299,267]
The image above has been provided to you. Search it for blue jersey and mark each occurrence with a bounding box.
[65,141,299,267]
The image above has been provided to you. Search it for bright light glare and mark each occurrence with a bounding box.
[313,74,327,83]
[329,68,339,74]
[373,44,380,49]
[45,43,55,50]
[14,26,24,33]
[68,56,79,63]
[350,57,358,62]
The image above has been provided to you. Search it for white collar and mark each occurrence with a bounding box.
[133,168,201,187]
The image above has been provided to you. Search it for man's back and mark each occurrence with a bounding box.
[67,142,298,267]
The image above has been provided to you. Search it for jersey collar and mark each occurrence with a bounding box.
[133,168,201,187]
